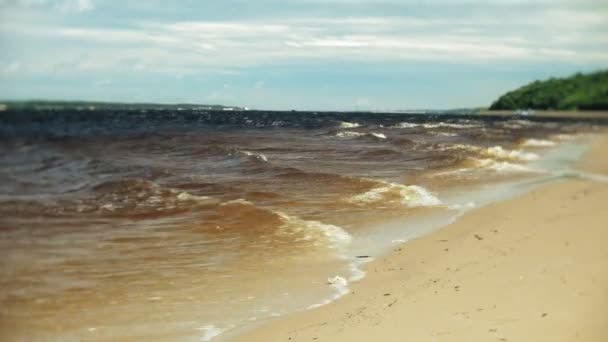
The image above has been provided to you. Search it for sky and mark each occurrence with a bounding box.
[0,0,607,111]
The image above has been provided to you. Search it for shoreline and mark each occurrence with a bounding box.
[228,133,608,342]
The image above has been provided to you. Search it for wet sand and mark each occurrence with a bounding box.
[229,133,608,342]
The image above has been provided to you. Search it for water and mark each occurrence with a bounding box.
[0,110,603,340]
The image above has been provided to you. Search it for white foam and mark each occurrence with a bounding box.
[336,131,387,140]
[483,146,539,161]
[327,275,348,288]
[551,134,576,141]
[521,139,556,147]
[447,201,476,211]
[176,192,220,205]
[221,198,254,206]
[472,158,535,173]
[241,150,268,162]
[336,131,365,138]
[306,275,350,310]
[350,181,441,208]
[391,122,475,129]
[339,121,361,129]
[436,143,481,152]
[434,132,458,137]
[425,122,478,129]
[277,212,352,249]
[370,132,387,139]
[391,122,420,128]
[198,325,224,342]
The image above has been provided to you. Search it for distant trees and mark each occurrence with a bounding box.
[489,70,608,110]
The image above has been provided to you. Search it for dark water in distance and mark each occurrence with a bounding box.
[0,109,603,340]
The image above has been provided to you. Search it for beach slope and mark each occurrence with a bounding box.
[230,135,608,342]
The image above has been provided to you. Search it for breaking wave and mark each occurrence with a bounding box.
[335,131,364,138]
[391,122,478,129]
[482,146,538,161]
[82,180,220,216]
[338,121,361,129]
[335,131,387,140]
[219,199,352,250]
[349,180,441,208]
[238,150,269,162]
[469,158,536,172]
[277,212,352,249]
[521,138,556,147]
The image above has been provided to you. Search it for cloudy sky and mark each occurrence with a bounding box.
[0,0,607,110]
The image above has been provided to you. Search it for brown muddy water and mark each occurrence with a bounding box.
[0,110,603,341]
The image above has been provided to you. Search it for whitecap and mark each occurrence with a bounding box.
[551,134,576,141]
[370,132,387,139]
[339,121,361,129]
[421,122,478,129]
[176,192,220,205]
[350,181,441,208]
[336,131,365,138]
[221,198,254,206]
[277,212,352,249]
[521,138,556,147]
[391,122,420,128]
[483,146,538,161]
[472,158,535,173]
[240,150,269,162]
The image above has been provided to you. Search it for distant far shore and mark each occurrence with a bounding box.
[479,109,608,119]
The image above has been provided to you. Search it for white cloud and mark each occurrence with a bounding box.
[0,0,94,12]
[1,2,607,76]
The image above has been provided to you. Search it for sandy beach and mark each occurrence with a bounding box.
[230,133,608,342]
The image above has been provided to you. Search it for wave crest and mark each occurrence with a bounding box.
[391,122,477,129]
[335,131,386,140]
[277,212,352,249]
[521,138,556,147]
[482,146,538,161]
[339,121,361,129]
[350,181,441,208]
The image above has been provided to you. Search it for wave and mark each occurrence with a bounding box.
[277,212,352,249]
[501,119,536,129]
[335,131,386,140]
[238,150,269,162]
[369,132,386,139]
[435,158,536,176]
[551,134,576,141]
[338,121,361,129]
[391,122,478,129]
[335,131,365,138]
[358,148,403,158]
[218,199,352,250]
[349,180,441,208]
[391,122,420,129]
[433,132,458,137]
[471,158,535,173]
[521,138,556,147]
[435,144,538,162]
[86,179,221,216]
[199,325,224,342]
[482,146,538,161]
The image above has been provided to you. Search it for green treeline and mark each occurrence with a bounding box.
[490,70,608,110]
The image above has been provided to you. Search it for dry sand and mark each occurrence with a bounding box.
[229,134,608,342]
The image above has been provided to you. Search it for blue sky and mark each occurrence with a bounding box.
[0,0,607,110]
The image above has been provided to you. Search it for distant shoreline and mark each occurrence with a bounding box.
[478,109,608,119]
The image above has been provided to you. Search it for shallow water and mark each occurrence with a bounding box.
[0,110,602,340]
